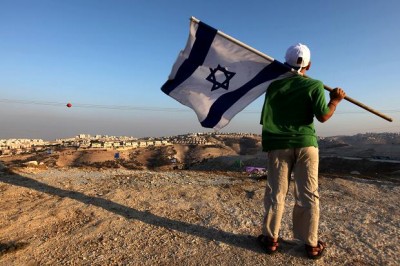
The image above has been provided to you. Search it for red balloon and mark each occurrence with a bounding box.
[66,103,72,108]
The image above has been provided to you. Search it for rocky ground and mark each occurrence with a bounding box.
[0,163,399,265]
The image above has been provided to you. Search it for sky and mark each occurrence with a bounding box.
[0,0,399,140]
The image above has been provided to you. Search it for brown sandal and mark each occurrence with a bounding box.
[305,241,326,260]
[257,235,279,254]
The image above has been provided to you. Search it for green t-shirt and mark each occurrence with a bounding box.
[260,75,330,151]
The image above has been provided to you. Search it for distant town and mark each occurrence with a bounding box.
[0,132,257,156]
[1,132,400,161]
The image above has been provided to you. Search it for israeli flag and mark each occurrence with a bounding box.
[161,19,293,130]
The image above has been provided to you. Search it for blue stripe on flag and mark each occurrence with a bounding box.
[200,60,289,128]
[161,22,217,95]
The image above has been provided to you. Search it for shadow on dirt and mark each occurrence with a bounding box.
[0,242,29,257]
[0,172,267,254]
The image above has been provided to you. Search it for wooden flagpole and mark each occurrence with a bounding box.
[309,81,393,122]
[190,17,393,122]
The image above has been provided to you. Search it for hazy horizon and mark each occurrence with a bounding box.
[0,113,400,141]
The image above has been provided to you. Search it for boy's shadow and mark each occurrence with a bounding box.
[0,172,266,254]
[0,242,29,256]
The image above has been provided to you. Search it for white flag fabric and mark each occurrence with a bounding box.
[161,19,294,130]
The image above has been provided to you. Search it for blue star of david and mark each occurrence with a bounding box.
[205,64,236,91]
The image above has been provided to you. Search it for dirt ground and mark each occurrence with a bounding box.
[0,163,399,265]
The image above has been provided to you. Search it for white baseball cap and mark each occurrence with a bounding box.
[285,43,311,68]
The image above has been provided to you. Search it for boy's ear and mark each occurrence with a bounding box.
[305,61,311,70]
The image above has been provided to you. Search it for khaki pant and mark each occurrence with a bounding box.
[262,147,319,246]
